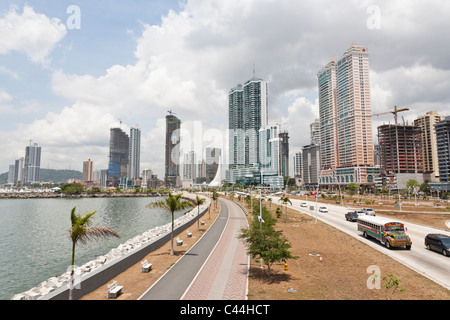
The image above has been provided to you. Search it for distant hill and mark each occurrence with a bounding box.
[0,169,83,184]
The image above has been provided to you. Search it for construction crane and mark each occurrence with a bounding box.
[372,106,409,125]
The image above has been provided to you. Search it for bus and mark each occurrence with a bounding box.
[357,216,412,250]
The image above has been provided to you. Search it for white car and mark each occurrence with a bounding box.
[361,208,376,216]
[300,202,307,207]
[319,207,328,213]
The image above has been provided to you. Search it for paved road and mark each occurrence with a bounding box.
[138,198,249,300]
[271,196,450,290]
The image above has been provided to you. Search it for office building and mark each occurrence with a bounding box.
[108,127,129,187]
[128,126,141,182]
[377,124,423,175]
[302,144,320,186]
[82,158,94,182]
[24,143,41,184]
[414,111,444,181]
[183,151,197,181]
[165,112,181,188]
[14,157,24,186]
[279,131,289,177]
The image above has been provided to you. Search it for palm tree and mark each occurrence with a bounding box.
[193,195,206,231]
[147,192,192,255]
[68,207,119,300]
[212,190,219,209]
[278,196,292,219]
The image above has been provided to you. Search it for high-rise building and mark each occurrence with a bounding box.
[279,131,289,177]
[128,126,141,181]
[302,144,320,186]
[244,77,268,166]
[7,165,15,184]
[293,152,302,177]
[414,111,444,181]
[317,59,337,169]
[206,148,221,183]
[183,151,197,181]
[14,157,24,186]
[310,118,321,145]
[317,44,378,185]
[435,116,450,185]
[82,158,94,182]
[24,142,41,184]
[165,112,181,188]
[377,124,423,175]
[228,84,244,169]
[108,127,129,187]
[227,75,269,185]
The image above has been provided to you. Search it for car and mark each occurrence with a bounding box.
[355,211,364,216]
[300,202,307,207]
[319,207,328,213]
[425,234,450,257]
[345,211,359,222]
[361,208,376,216]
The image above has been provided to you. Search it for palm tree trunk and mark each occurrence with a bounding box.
[197,206,200,231]
[69,242,76,300]
[170,211,174,255]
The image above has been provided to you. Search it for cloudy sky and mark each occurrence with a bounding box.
[0,0,449,178]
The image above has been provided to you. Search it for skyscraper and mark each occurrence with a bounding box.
[414,111,444,181]
[318,44,378,186]
[165,112,181,188]
[227,75,269,185]
[243,76,268,166]
[82,158,94,182]
[108,127,129,187]
[24,142,41,184]
[435,116,450,185]
[128,126,141,181]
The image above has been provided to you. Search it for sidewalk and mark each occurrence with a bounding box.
[139,198,249,300]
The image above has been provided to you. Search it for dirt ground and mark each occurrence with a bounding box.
[81,197,450,300]
[80,202,221,300]
[246,202,450,300]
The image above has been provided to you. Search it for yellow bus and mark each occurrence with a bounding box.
[357,216,412,250]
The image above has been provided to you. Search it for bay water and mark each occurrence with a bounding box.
[0,196,188,300]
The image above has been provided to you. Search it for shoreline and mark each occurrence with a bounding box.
[10,192,211,300]
[0,191,170,200]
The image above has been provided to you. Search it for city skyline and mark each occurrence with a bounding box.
[1,1,450,178]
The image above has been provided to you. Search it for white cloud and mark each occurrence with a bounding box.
[2,0,450,176]
[0,5,67,65]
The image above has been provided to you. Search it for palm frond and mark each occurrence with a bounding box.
[77,226,120,244]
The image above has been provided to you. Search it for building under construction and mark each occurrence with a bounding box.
[377,124,423,175]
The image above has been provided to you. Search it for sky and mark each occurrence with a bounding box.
[0,0,449,179]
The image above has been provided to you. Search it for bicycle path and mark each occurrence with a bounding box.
[138,198,249,300]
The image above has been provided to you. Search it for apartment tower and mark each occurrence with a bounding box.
[317,44,377,185]
[414,111,444,181]
[165,112,181,188]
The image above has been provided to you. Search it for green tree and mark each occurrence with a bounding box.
[405,179,420,198]
[347,183,358,197]
[146,192,193,255]
[61,183,84,195]
[193,195,206,231]
[278,196,292,219]
[239,206,297,278]
[383,274,405,300]
[68,207,119,300]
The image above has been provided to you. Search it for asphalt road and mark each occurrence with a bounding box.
[138,198,249,300]
[271,196,450,290]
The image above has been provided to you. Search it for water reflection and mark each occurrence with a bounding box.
[0,196,190,299]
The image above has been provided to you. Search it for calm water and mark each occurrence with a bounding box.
[0,196,188,300]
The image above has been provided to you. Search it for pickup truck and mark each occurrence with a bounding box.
[345,211,359,222]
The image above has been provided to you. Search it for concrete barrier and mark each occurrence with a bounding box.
[12,193,210,300]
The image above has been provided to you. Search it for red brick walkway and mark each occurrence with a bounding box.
[182,199,249,300]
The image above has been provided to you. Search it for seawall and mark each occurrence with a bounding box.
[11,192,211,300]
